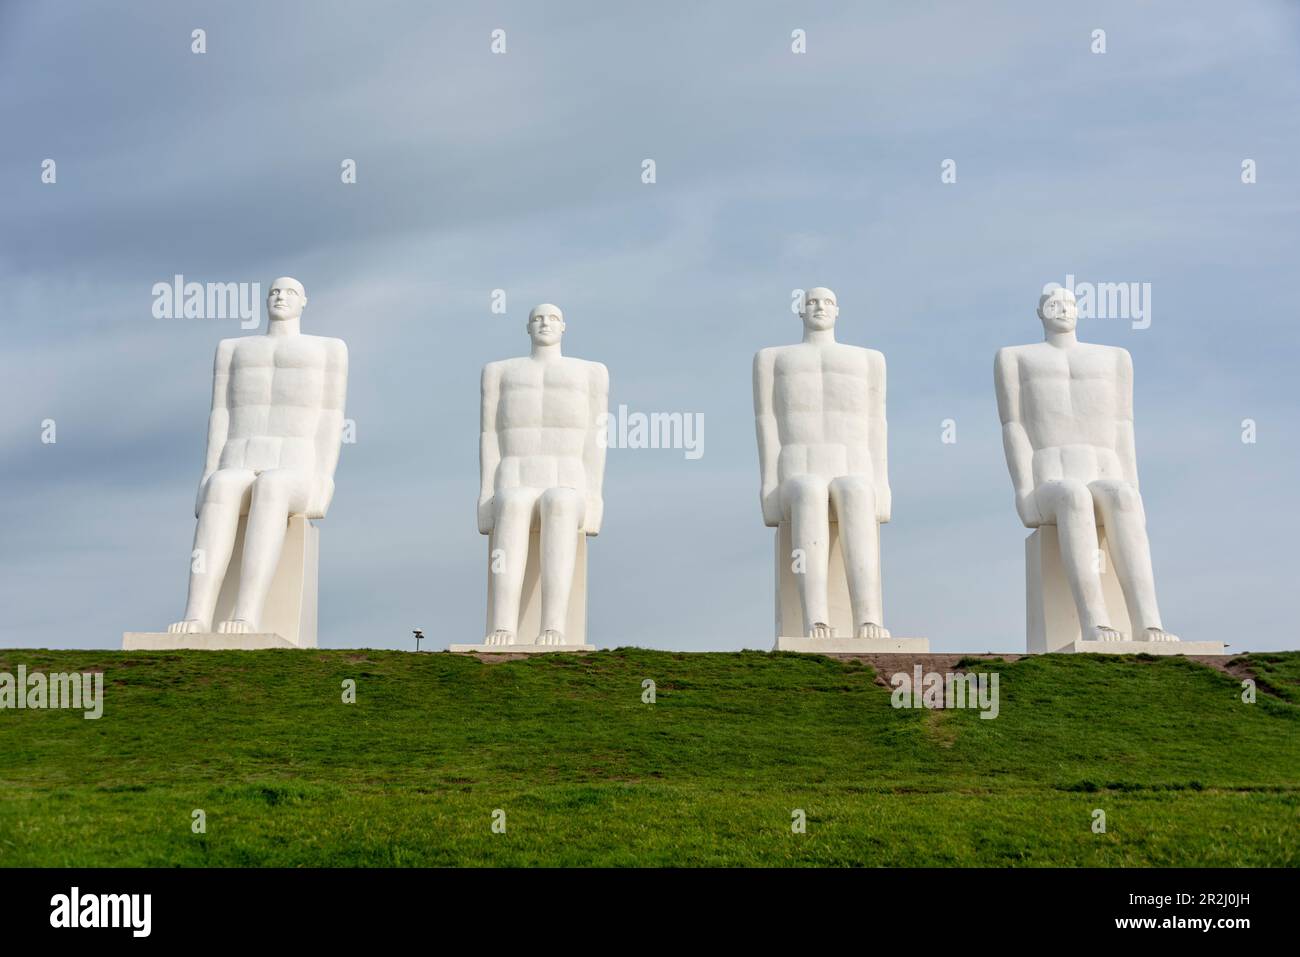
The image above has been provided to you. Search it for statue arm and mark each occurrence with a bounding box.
[196,340,234,517]
[994,348,1041,527]
[1116,349,1139,490]
[582,361,610,536]
[478,364,501,535]
[869,351,891,522]
[753,350,782,527]
[310,340,349,517]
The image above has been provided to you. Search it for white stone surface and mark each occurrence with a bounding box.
[123,632,297,650]
[995,287,1179,652]
[154,277,347,643]
[486,529,587,646]
[478,304,608,649]
[1061,639,1226,656]
[774,636,930,654]
[215,515,318,648]
[754,287,904,641]
[1026,526,1129,654]
[449,642,596,654]
[774,520,880,641]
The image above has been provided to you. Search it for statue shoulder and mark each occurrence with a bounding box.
[995,343,1032,367]
[309,336,348,365]
[583,358,609,388]
[214,337,243,365]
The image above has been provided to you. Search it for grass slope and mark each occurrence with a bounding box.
[0,649,1296,866]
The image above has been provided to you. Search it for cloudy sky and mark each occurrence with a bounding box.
[2,1,1297,653]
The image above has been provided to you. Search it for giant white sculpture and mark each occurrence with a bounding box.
[753,288,927,653]
[449,304,608,654]
[124,277,348,650]
[995,287,1217,654]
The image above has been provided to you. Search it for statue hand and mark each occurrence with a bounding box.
[195,473,214,519]
[584,500,603,537]
[876,488,892,524]
[761,488,782,527]
[477,497,494,535]
[1016,491,1043,528]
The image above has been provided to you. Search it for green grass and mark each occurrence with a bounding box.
[0,648,1296,866]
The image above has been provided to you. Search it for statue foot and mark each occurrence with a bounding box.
[1144,627,1180,642]
[167,619,205,634]
[536,629,565,646]
[1086,624,1124,642]
[215,619,253,634]
[856,622,891,639]
[808,622,834,640]
[484,629,514,646]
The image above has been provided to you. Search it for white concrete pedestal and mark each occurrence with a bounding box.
[773,635,930,653]
[1062,639,1226,656]
[448,642,596,654]
[122,632,298,650]
[123,514,319,650]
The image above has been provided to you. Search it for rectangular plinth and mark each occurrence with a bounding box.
[122,632,297,651]
[1062,639,1226,656]
[449,643,596,654]
[774,636,930,654]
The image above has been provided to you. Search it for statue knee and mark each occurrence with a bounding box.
[830,476,876,515]
[250,470,299,510]
[494,488,535,521]
[782,475,828,512]
[204,469,253,506]
[1043,480,1092,517]
[540,487,583,523]
[1092,480,1139,514]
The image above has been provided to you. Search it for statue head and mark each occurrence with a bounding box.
[1037,286,1078,335]
[267,277,307,324]
[528,303,565,346]
[800,287,838,332]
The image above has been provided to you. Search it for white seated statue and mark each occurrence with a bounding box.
[994,286,1200,653]
[125,277,348,649]
[753,287,926,653]
[452,303,608,653]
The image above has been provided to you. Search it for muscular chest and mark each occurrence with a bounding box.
[498,363,589,429]
[773,345,873,416]
[1021,349,1119,421]
[228,338,328,408]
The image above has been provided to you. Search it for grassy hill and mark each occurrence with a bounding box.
[0,648,1296,866]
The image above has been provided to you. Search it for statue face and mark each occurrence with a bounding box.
[801,287,838,331]
[267,277,307,322]
[1038,287,1078,333]
[527,304,565,346]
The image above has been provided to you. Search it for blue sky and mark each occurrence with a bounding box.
[2,0,1297,652]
